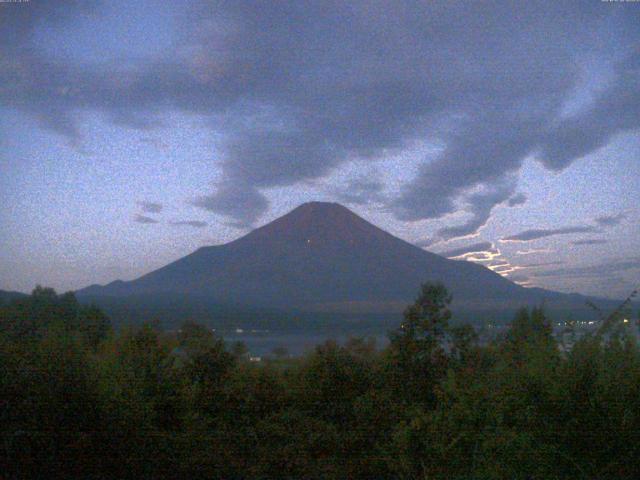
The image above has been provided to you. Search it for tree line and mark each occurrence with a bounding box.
[1,284,639,479]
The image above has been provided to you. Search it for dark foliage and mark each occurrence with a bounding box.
[1,284,639,479]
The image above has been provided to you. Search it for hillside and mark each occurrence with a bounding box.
[0,289,28,303]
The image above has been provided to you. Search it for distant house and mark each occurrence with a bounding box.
[249,356,262,362]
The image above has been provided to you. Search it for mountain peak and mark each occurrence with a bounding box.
[285,201,357,221]
[285,201,360,223]
[237,201,385,247]
[294,201,348,211]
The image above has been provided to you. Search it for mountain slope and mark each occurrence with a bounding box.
[77,202,598,317]
[0,289,28,303]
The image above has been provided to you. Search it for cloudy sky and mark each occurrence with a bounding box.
[1,0,639,298]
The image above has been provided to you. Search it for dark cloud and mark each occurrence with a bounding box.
[537,53,640,171]
[501,226,598,242]
[507,193,527,207]
[532,258,640,279]
[571,239,608,246]
[506,212,625,245]
[0,1,100,53]
[520,261,565,268]
[134,214,159,224]
[138,201,163,213]
[516,248,553,255]
[170,220,208,228]
[594,213,627,227]
[192,182,268,228]
[437,241,494,259]
[414,238,437,249]
[333,178,386,206]
[396,42,640,229]
[436,181,515,240]
[2,1,639,228]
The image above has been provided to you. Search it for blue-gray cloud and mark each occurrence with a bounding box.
[501,226,598,242]
[138,201,163,213]
[532,258,640,279]
[2,0,639,230]
[170,220,208,228]
[571,239,608,246]
[436,180,515,240]
[192,182,268,228]
[516,248,554,255]
[333,178,386,206]
[520,261,565,268]
[508,193,527,207]
[134,214,159,224]
[594,213,627,227]
[438,241,494,259]
[415,238,437,249]
[503,209,629,243]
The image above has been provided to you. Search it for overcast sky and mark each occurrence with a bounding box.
[1,0,639,298]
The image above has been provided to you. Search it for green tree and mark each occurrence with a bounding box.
[231,340,249,358]
[272,345,289,359]
[386,282,452,406]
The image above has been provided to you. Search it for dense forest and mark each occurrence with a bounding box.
[1,284,639,479]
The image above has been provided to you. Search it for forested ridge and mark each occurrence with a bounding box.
[1,284,639,479]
